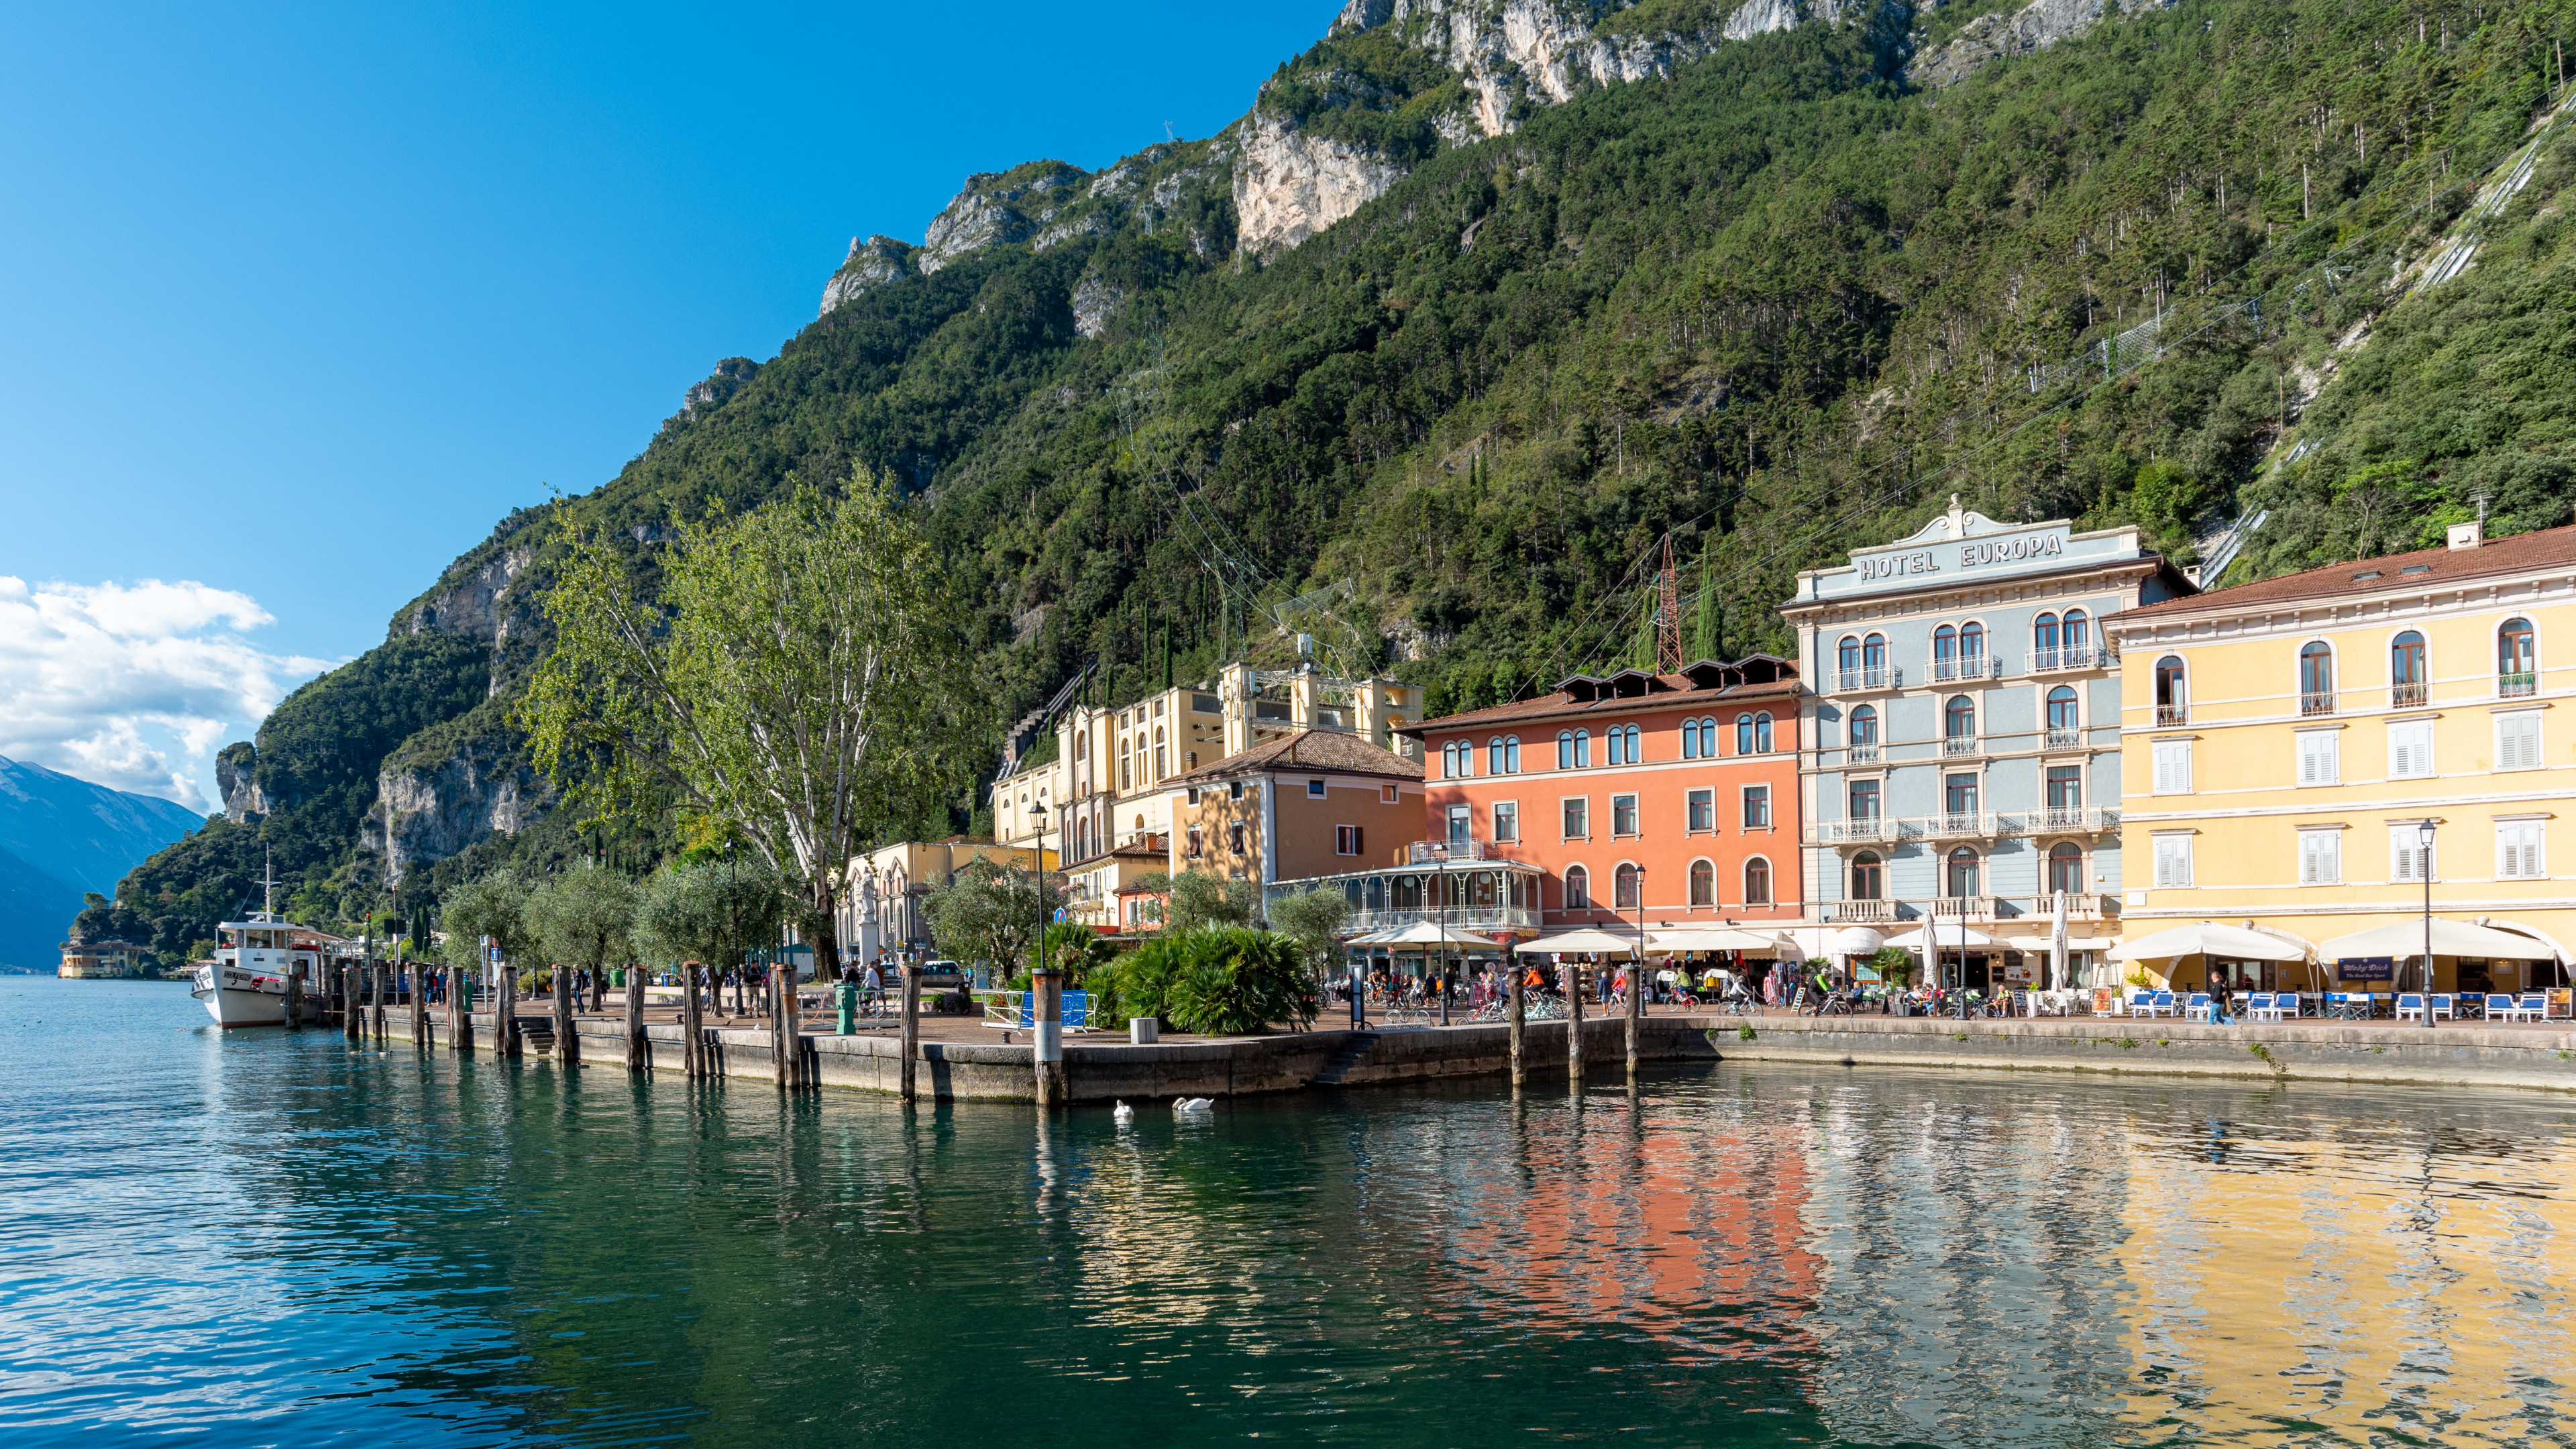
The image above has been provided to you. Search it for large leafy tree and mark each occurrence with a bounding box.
[439,872,533,977]
[519,473,974,977]
[922,857,1065,979]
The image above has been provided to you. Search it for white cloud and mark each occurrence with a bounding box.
[0,577,335,810]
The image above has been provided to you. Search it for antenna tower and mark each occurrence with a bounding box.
[1656,533,1682,674]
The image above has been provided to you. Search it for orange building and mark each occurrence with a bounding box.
[1402,658,1805,931]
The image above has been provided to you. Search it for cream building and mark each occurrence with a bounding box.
[989,659,1421,886]
[2106,521,2576,996]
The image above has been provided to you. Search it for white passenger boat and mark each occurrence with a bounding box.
[191,860,320,1028]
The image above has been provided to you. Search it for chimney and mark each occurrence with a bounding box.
[2447,521,2484,551]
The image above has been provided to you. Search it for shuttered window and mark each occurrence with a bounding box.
[2389,721,2435,780]
[2296,731,2339,786]
[2298,830,2341,884]
[2153,836,2193,888]
[2152,740,2192,794]
[2388,826,2436,882]
[2497,712,2543,771]
[2497,822,2545,879]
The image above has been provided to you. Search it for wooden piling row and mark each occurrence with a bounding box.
[624,966,648,1073]
[680,962,708,1079]
[410,961,428,1048]
[553,966,577,1069]
[1567,964,1586,1085]
[343,965,363,1042]
[451,963,473,1055]
[898,964,920,1104]
[1508,961,1525,1091]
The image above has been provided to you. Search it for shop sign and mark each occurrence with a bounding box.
[2337,955,2395,981]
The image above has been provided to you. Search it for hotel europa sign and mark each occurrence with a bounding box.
[1859,531,2066,582]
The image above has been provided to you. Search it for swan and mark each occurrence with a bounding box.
[1113,1100,1134,1123]
[1174,1097,1215,1112]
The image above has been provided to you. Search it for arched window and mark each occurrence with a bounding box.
[1504,736,1521,773]
[2046,685,2080,731]
[1611,723,1640,763]
[1753,712,1774,753]
[1488,737,1505,775]
[2063,610,2090,652]
[1558,731,1576,769]
[1863,633,1886,671]
[2033,612,2061,655]
[1933,624,1958,663]
[2392,629,2427,706]
[1945,695,1976,739]
[1613,862,1642,910]
[1743,857,1772,906]
[1564,865,1591,910]
[1735,713,1756,755]
[2155,655,2187,722]
[1696,717,1717,757]
[2501,616,2537,695]
[2048,842,2084,895]
[1960,621,1985,660]
[1838,635,1860,672]
[1682,718,1699,759]
[1945,847,1982,898]
[2299,640,2334,714]
[1688,858,1715,906]
[1849,705,1878,749]
[1851,851,1883,900]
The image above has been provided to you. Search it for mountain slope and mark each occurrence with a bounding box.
[99,0,2576,961]
[0,756,207,970]
[0,843,83,971]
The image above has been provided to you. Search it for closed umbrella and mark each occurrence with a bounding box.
[2048,890,2070,994]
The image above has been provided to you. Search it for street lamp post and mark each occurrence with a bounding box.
[1628,866,1646,1084]
[1028,800,1061,1108]
[1437,855,1451,1028]
[2418,818,2436,1030]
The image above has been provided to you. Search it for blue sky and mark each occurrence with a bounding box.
[0,0,1336,806]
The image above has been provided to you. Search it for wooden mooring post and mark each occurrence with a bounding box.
[680,962,708,1079]
[899,962,921,1104]
[1625,955,1642,1089]
[372,963,390,1044]
[623,965,648,1073]
[409,961,427,1049]
[450,963,473,1056]
[1507,957,1525,1092]
[496,961,521,1059]
[1032,967,1065,1110]
[553,965,577,1068]
[343,964,363,1042]
[1566,963,1586,1087]
[284,967,303,1030]
[769,962,790,1091]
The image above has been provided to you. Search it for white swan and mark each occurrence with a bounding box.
[1113,1100,1134,1123]
[1174,1097,1215,1112]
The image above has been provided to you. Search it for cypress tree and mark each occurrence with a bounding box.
[1692,541,1720,662]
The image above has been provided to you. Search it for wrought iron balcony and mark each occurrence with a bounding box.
[2024,806,2119,835]
[1342,906,1542,936]
[1929,655,2004,683]
[1835,665,1901,693]
[2043,726,2084,750]
[1408,841,1489,863]
[2031,645,2116,673]
[1813,816,1893,844]
[1916,812,1997,839]
[2391,682,2428,708]
[2298,691,2337,716]
[2155,704,2188,726]
[1941,735,1982,758]
[2500,671,2538,698]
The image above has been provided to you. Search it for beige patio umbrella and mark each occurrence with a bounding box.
[1649,926,1787,953]
[1373,921,1503,949]
[1519,928,1648,955]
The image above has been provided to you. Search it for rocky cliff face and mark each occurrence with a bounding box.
[1232,109,1415,258]
[368,740,543,888]
[818,235,918,318]
[1907,0,2170,89]
[678,358,759,422]
[918,160,1093,273]
[215,744,267,824]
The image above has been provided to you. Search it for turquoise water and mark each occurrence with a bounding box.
[5,977,2573,1448]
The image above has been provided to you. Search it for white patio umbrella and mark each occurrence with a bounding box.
[1880,921,2000,949]
[2319,918,2557,960]
[1649,926,1787,953]
[1519,928,1648,955]
[2111,921,2309,962]
[1374,921,1503,949]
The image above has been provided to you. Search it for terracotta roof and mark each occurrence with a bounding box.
[1167,728,1424,786]
[1406,669,1802,737]
[2112,525,2576,625]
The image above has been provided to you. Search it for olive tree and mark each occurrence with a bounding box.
[1265,888,1351,979]
[923,857,1065,982]
[439,872,532,980]
[519,472,973,981]
[527,863,639,1006]
[631,856,785,977]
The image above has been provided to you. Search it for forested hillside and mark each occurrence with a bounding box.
[94,0,2576,963]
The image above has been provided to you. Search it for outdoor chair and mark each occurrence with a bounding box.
[2498,993,2546,1023]
[2183,992,2215,1023]
[2147,990,2178,1018]
[2429,993,2456,1020]
[2396,993,2426,1021]
[2243,992,2282,1024]
[2484,993,2518,1021]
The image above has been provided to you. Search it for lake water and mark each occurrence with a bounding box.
[4,977,2572,1447]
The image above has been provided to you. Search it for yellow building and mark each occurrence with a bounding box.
[2105,521,2576,996]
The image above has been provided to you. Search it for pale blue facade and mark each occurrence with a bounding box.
[1780,500,2192,985]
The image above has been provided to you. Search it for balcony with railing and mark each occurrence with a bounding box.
[2031,645,2116,673]
[2155,704,2188,726]
[2043,726,2084,750]
[1915,812,1997,839]
[1929,654,2004,683]
[2021,892,2121,920]
[2391,682,2428,708]
[2023,806,2121,835]
[1925,896,1998,920]
[1846,742,1882,765]
[1821,898,1900,923]
[1407,840,1489,863]
[1342,905,1543,936]
[1834,665,1902,694]
[2500,671,2538,698]
[2298,691,2337,716]
[1813,816,1893,845]
[1941,735,1981,758]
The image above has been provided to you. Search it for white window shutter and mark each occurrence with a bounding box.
[2154,837,2192,887]
[2498,822,2544,879]
[2390,722,2434,779]
[2498,714,2541,771]
[2300,832,2338,884]
[2298,733,2337,785]
[2153,741,2191,794]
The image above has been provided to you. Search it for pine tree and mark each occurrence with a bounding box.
[1692,541,1720,663]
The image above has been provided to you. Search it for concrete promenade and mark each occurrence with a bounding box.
[407,996,2576,1101]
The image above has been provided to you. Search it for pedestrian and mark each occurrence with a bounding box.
[861,957,883,1018]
